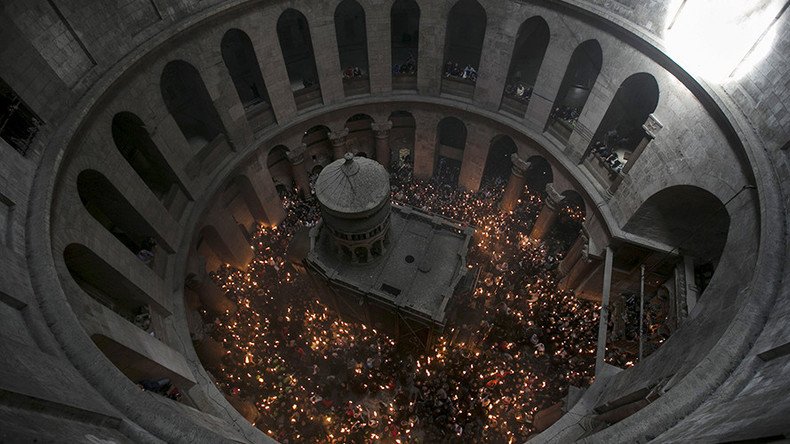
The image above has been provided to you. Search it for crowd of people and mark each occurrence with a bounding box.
[548,105,582,125]
[392,53,417,76]
[590,128,634,175]
[199,159,643,443]
[503,82,533,103]
[343,66,367,81]
[444,61,478,83]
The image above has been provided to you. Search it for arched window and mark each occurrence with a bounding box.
[586,73,659,178]
[482,135,517,188]
[391,0,420,90]
[435,117,467,187]
[77,170,167,275]
[267,145,293,196]
[525,155,553,193]
[303,125,332,169]
[111,112,187,216]
[160,61,224,150]
[335,0,370,96]
[552,190,586,250]
[500,17,550,116]
[277,9,322,110]
[64,243,163,321]
[624,185,729,294]
[441,0,486,98]
[221,29,275,130]
[546,40,602,141]
[346,114,374,157]
[389,110,416,167]
[0,77,41,156]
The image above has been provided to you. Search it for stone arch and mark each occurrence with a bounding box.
[391,0,420,89]
[160,60,223,150]
[442,0,486,97]
[220,28,275,129]
[303,125,333,168]
[546,39,602,139]
[623,185,729,273]
[434,117,467,187]
[335,0,370,96]
[501,16,550,115]
[390,110,416,167]
[587,73,659,169]
[346,113,374,157]
[77,169,168,260]
[277,9,322,109]
[63,243,162,319]
[267,145,293,194]
[482,135,518,187]
[111,112,185,211]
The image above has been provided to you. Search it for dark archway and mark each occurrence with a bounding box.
[587,73,659,174]
[335,0,370,96]
[64,243,162,319]
[303,125,333,168]
[624,186,729,269]
[77,170,168,263]
[546,40,602,140]
[482,135,517,188]
[391,0,420,89]
[525,155,553,193]
[434,117,467,187]
[441,0,486,97]
[277,9,322,110]
[267,145,293,196]
[390,110,416,167]
[160,60,224,150]
[221,29,275,130]
[501,17,550,116]
[346,114,374,157]
[111,112,182,205]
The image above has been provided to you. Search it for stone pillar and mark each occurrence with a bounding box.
[328,128,350,160]
[530,184,564,240]
[500,153,531,213]
[372,121,393,170]
[242,159,286,226]
[595,247,614,375]
[197,279,237,316]
[609,114,663,194]
[287,144,311,200]
[559,249,599,292]
[204,212,253,269]
[558,231,588,277]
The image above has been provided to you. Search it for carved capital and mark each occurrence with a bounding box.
[544,183,564,209]
[510,153,531,177]
[371,121,393,139]
[287,143,307,165]
[642,113,663,139]
[328,128,350,146]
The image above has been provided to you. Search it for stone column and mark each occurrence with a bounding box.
[595,247,614,375]
[372,121,393,170]
[558,231,588,277]
[500,153,531,213]
[610,114,663,194]
[559,249,599,292]
[287,144,311,200]
[328,128,350,160]
[242,158,286,226]
[529,184,564,240]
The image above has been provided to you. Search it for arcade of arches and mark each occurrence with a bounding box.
[0,0,787,443]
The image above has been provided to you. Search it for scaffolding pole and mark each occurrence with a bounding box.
[638,264,645,362]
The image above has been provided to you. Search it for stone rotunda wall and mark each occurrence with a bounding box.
[0,0,787,442]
